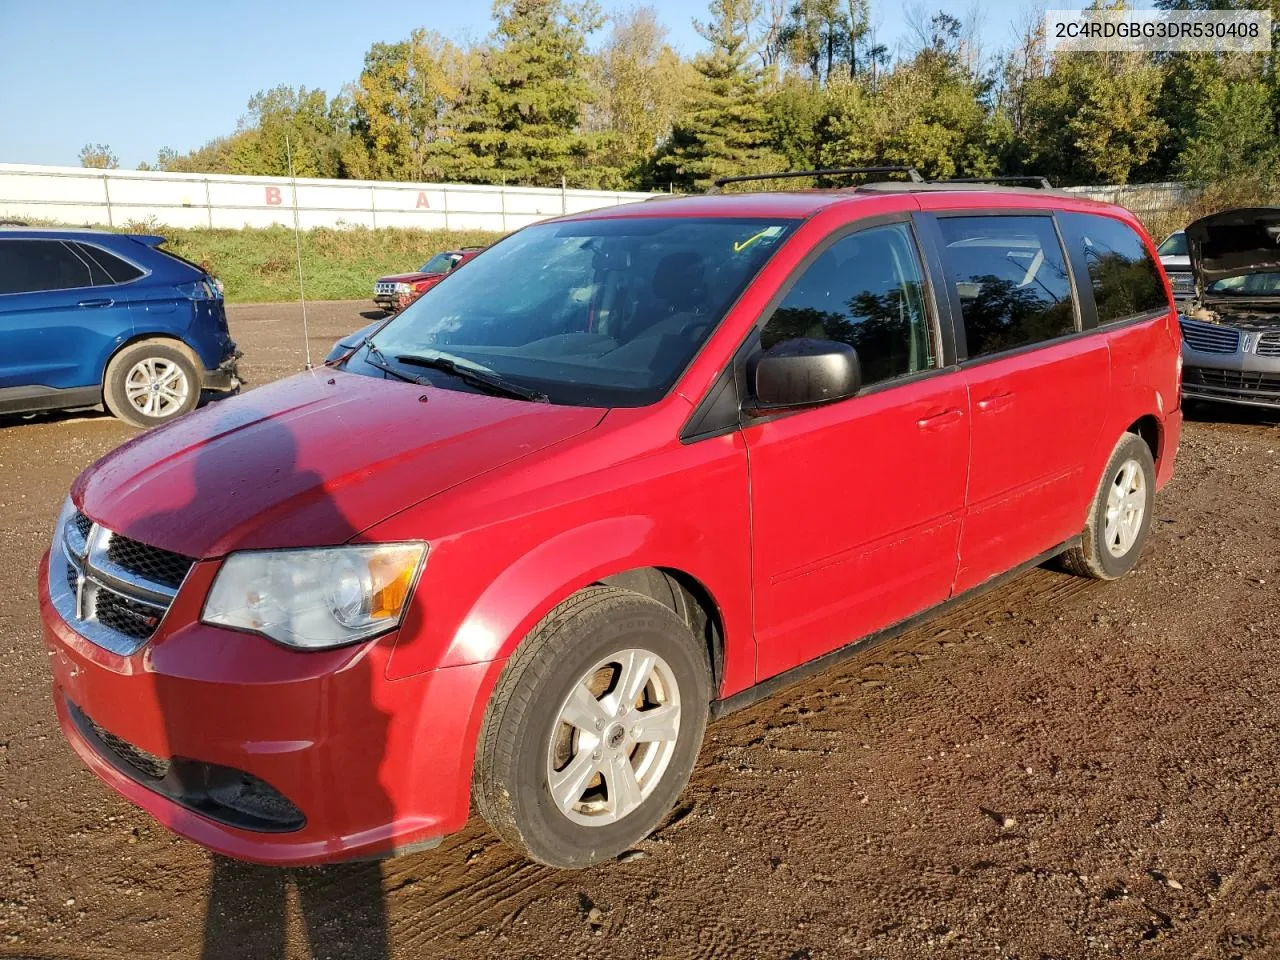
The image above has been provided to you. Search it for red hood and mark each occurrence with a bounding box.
[377,271,445,284]
[74,371,604,557]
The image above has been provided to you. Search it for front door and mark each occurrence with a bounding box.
[744,221,970,680]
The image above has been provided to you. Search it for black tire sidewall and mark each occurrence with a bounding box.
[500,600,709,868]
[104,342,201,428]
[1090,435,1156,578]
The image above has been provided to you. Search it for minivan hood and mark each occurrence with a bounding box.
[1186,207,1280,293]
[74,371,604,558]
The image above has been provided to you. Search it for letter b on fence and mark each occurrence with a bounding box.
[265,186,282,206]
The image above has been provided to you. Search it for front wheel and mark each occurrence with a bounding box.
[104,340,201,428]
[1060,432,1156,580]
[473,587,710,868]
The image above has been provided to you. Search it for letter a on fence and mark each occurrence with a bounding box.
[416,192,430,209]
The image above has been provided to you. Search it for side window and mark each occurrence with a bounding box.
[0,239,93,295]
[1059,213,1168,324]
[761,222,936,388]
[74,242,145,284]
[937,215,1076,359]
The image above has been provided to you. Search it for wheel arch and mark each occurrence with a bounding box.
[102,332,201,389]
[1127,413,1162,470]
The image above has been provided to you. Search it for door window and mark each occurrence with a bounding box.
[761,222,936,388]
[1058,213,1168,323]
[0,239,95,294]
[937,216,1076,359]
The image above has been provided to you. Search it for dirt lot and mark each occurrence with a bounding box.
[2,300,1279,960]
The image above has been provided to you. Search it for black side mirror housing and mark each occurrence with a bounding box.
[750,338,862,411]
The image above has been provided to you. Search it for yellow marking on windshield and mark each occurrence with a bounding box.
[734,229,770,253]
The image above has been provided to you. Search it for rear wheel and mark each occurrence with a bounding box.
[1060,432,1156,580]
[103,340,201,428]
[473,587,710,868]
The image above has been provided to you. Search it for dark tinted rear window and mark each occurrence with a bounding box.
[937,215,1076,359]
[1060,213,1168,324]
[0,239,94,294]
[75,242,144,284]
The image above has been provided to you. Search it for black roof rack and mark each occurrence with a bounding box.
[709,166,924,193]
[931,175,1053,189]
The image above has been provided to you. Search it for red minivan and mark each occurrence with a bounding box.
[38,173,1182,869]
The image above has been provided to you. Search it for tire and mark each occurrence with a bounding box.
[103,340,201,429]
[1060,432,1156,580]
[473,586,711,868]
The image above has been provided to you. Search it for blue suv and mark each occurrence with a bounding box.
[0,227,240,427]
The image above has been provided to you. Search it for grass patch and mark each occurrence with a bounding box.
[146,225,501,304]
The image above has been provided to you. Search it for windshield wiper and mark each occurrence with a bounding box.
[394,353,549,403]
[361,337,424,385]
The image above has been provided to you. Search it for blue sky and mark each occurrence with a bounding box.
[0,0,1131,170]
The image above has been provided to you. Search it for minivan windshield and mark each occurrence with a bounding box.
[366,217,796,406]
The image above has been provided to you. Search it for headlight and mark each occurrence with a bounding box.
[394,282,412,293]
[202,543,426,649]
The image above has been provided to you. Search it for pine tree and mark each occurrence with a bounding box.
[448,0,602,186]
[652,0,783,191]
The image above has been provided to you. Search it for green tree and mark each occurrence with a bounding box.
[651,0,783,191]
[225,85,351,178]
[78,143,118,169]
[344,30,474,181]
[1179,77,1279,180]
[448,0,604,186]
[585,6,693,187]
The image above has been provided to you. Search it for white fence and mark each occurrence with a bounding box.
[0,163,660,232]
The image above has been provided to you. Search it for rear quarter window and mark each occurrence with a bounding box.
[1059,213,1168,324]
[936,215,1077,359]
[75,242,145,284]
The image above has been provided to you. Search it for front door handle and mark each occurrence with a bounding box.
[77,298,114,308]
[976,391,1014,412]
[916,407,964,430]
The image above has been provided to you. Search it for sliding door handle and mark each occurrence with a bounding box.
[976,391,1014,412]
[77,298,114,308]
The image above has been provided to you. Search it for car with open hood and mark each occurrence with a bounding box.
[1178,207,1280,410]
[38,170,1182,869]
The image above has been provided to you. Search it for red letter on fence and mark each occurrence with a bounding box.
[265,186,282,206]
[416,192,430,209]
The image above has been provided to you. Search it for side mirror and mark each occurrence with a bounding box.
[750,338,862,411]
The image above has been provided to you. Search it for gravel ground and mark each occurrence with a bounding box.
[1,301,1278,960]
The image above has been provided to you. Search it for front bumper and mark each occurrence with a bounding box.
[39,552,492,865]
[1180,317,1280,410]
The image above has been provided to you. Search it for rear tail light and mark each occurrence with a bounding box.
[176,280,217,301]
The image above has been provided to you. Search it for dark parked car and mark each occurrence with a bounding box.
[0,227,240,427]
[372,247,484,312]
[1178,208,1280,410]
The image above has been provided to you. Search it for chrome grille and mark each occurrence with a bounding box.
[1256,333,1280,357]
[50,511,194,656]
[1168,272,1194,296]
[1180,319,1241,354]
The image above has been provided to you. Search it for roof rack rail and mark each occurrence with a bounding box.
[708,166,924,193]
[931,175,1053,189]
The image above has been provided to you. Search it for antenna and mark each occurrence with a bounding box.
[285,135,313,370]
